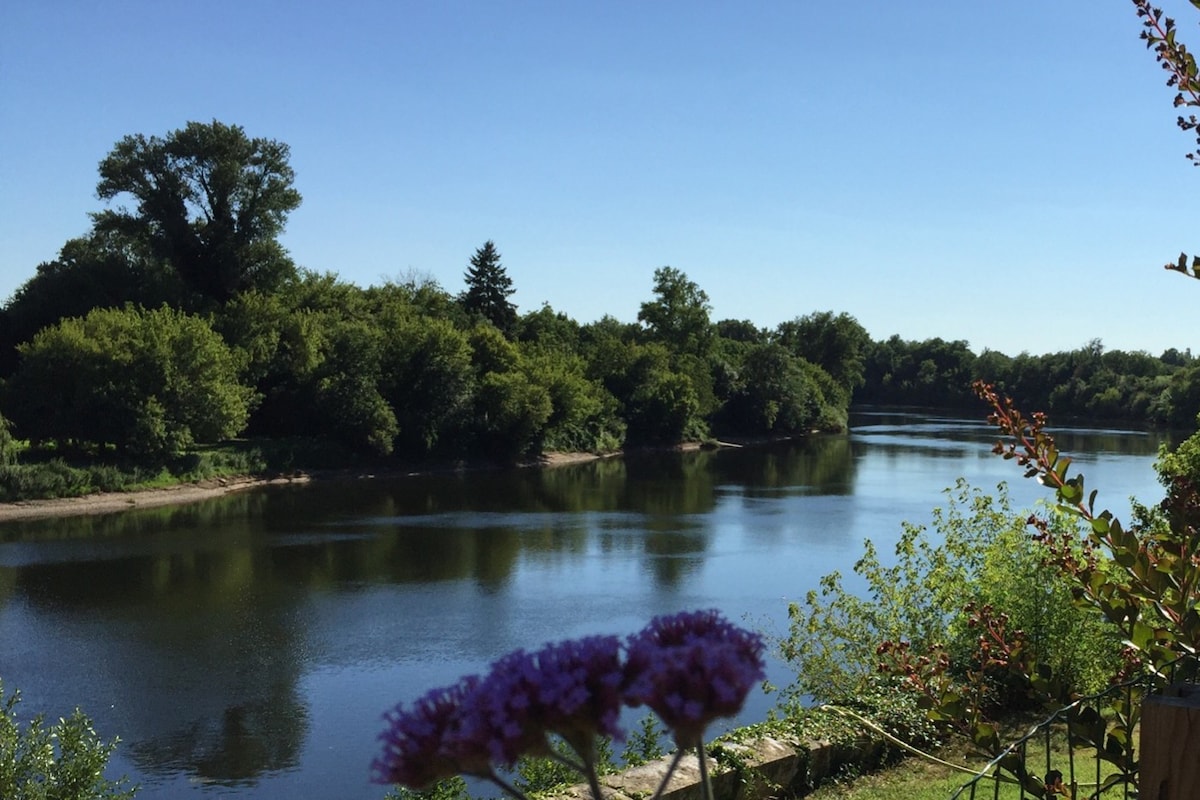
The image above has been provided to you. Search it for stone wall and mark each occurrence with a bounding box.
[551,731,892,800]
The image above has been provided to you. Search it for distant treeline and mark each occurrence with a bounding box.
[0,121,1194,475]
[859,334,1198,426]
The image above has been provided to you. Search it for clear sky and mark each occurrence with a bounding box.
[2,1,1198,357]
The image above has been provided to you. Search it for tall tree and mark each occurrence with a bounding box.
[92,120,302,306]
[637,267,714,357]
[460,240,517,336]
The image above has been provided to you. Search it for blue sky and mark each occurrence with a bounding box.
[2,1,1197,356]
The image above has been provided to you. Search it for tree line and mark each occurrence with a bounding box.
[0,120,1196,473]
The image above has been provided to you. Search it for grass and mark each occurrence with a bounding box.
[804,722,1129,800]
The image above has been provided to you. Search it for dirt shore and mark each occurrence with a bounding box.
[0,475,315,522]
[0,451,617,523]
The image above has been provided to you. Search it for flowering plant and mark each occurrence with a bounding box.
[373,609,765,800]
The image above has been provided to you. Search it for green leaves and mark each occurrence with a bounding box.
[637,267,714,358]
[94,121,301,304]
[460,241,517,337]
[7,305,252,458]
[0,681,134,800]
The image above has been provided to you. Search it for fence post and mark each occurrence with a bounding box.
[1139,684,1200,800]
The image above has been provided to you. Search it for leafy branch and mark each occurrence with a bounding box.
[1133,0,1200,276]
[975,381,1200,668]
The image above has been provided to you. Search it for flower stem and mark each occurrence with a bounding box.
[549,749,604,800]
[484,770,535,800]
[696,743,714,800]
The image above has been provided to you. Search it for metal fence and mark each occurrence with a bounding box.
[947,655,1200,800]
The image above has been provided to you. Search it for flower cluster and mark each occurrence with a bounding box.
[624,609,767,747]
[372,610,765,795]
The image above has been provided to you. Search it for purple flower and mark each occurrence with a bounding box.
[372,676,485,789]
[528,635,625,749]
[623,609,766,747]
[450,649,551,767]
[451,635,626,766]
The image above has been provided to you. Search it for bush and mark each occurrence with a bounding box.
[0,680,135,800]
[5,305,252,458]
[0,460,93,501]
[780,480,1122,717]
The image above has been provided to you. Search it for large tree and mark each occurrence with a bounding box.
[460,240,517,335]
[92,120,302,306]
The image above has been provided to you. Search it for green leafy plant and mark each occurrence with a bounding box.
[620,715,666,768]
[1134,0,1200,275]
[881,382,1200,792]
[780,480,1119,718]
[0,680,135,800]
[385,776,470,800]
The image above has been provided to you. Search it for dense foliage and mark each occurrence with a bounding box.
[0,123,877,480]
[5,305,252,459]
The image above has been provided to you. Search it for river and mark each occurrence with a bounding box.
[0,409,1176,799]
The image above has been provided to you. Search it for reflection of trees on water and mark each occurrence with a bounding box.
[0,490,267,544]
[715,435,856,498]
[640,530,705,587]
[1050,428,1173,457]
[128,682,307,785]
[11,551,308,786]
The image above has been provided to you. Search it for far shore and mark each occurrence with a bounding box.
[0,450,619,523]
[0,438,780,524]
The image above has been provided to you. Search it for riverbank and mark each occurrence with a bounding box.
[0,475,309,522]
[0,450,619,523]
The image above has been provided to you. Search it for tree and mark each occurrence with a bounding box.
[621,344,704,446]
[460,241,517,336]
[2,230,184,377]
[637,267,714,357]
[0,413,16,466]
[5,305,252,457]
[0,680,135,800]
[92,120,301,305]
[774,311,870,394]
[379,316,475,455]
[715,343,825,436]
[715,318,766,344]
[312,316,399,456]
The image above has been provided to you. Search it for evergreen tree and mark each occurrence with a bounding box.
[460,240,517,336]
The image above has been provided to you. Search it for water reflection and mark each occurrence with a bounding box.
[7,550,308,786]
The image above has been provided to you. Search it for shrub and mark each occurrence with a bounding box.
[780,480,1122,718]
[5,305,252,458]
[0,680,135,800]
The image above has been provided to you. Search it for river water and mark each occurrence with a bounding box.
[0,410,1175,799]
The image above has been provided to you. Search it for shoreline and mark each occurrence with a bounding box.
[0,475,312,522]
[0,450,615,523]
[0,439,778,524]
